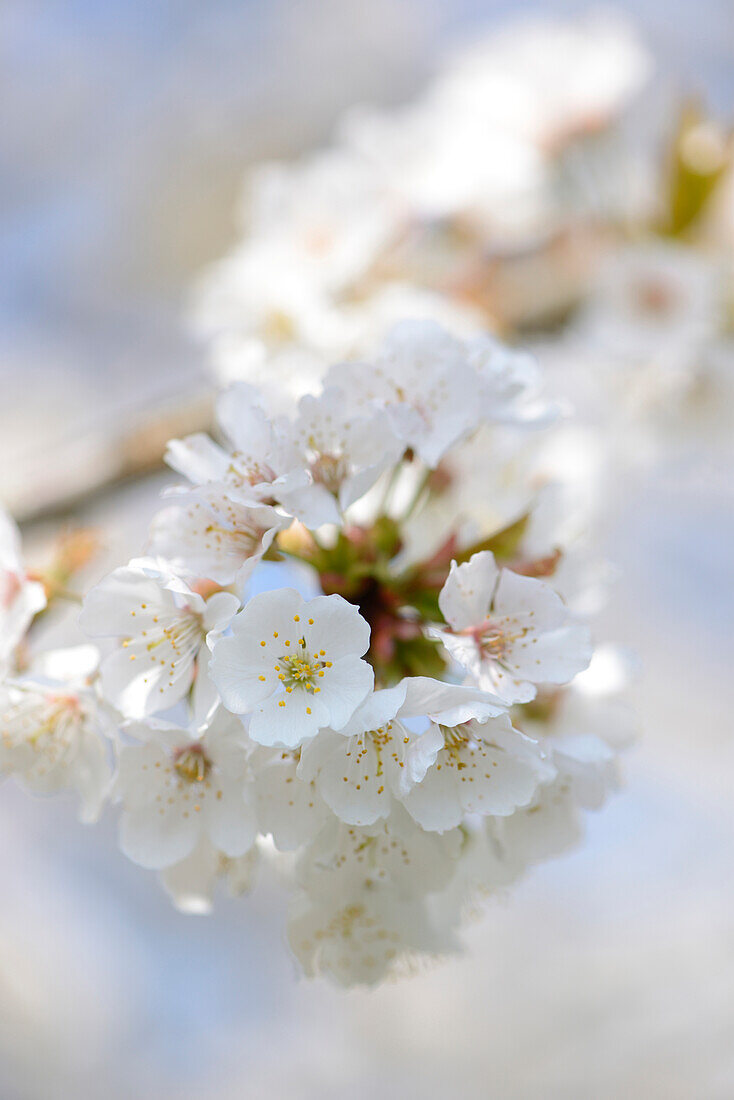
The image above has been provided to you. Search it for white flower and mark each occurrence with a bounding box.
[400,709,554,833]
[0,508,46,674]
[489,784,583,867]
[327,320,482,467]
[434,9,650,150]
[252,746,331,851]
[115,709,256,870]
[578,242,723,369]
[342,96,545,227]
[297,805,462,903]
[165,382,306,507]
[0,645,112,822]
[278,385,403,526]
[288,807,461,986]
[298,677,505,827]
[435,550,592,704]
[243,149,403,295]
[467,334,558,426]
[148,487,288,587]
[288,888,454,989]
[79,558,239,717]
[159,838,259,916]
[210,588,373,748]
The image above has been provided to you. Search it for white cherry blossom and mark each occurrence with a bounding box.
[326,320,483,467]
[288,887,455,989]
[0,508,46,674]
[252,746,331,851]
[148,487,288,587]
[165,382,306,507]
[115,709,256,870]
[467,334,558,426]
[159,838,259,915]
[288,808,462,986]
[400,709,554,833]
[436,550,592,704]
[0,645,112,822]
[298,677,506,827]
[278,385,403,527]
[210,588,373,748]
[80,558,239,717]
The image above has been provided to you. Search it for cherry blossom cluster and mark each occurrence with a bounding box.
[194,9,734,460]
[0,319,634,986]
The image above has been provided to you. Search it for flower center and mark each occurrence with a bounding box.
[463,619,508,660]
[227,456,277,489]
[310,451,348,495]
[439,723,470,749]
[173,743,210,784]
[144,613,203,658]
[280,649,327,693]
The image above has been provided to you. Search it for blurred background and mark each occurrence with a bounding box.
[2,1,733,1097]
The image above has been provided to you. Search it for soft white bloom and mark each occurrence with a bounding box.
[0,508,46,673]
[436,550,592,704]
[278,385,403,526]
[298,806,462,903]
[489,783,583,867]
[434,9,651,150]
[192,237,352,358]
[336,282,486,359]
[0,645,112,822]
[148,487,288,587]
[288,807,462,986]
[297,684,413,827]
[578,242,724,369]
[298,677,506,828]
[209,341,326,413]
[211,588,373,748]
[115,709,256,870]
[467,334,558,426]
[342,96,546,229]
[400,709,554,833]
[252,746,331,851]
[159,838,259,916]
[288,886,455,989]
[165,382,307,507]
[243,149,403,294]
[327,320,482,467]
[80,558,239,717]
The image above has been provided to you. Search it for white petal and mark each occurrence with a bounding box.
[492,568,567,631]
[320,655,374,730]
[399,676,505,723]
[202,591,241,632]
[208,631,279,714]
[438,552,499,631]
[255,752,330,850]
[249,690,328,748]
[504,623,592,684]
[119,803,200,869]
[204,779,257,857]
[100,642,195,718]
[165,433,230,484]
[308,733,391,826]
[301,594,371,659]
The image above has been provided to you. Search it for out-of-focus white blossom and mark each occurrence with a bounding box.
[0,508,46,675]
[0,645,113,822]
[115,708,256,870]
